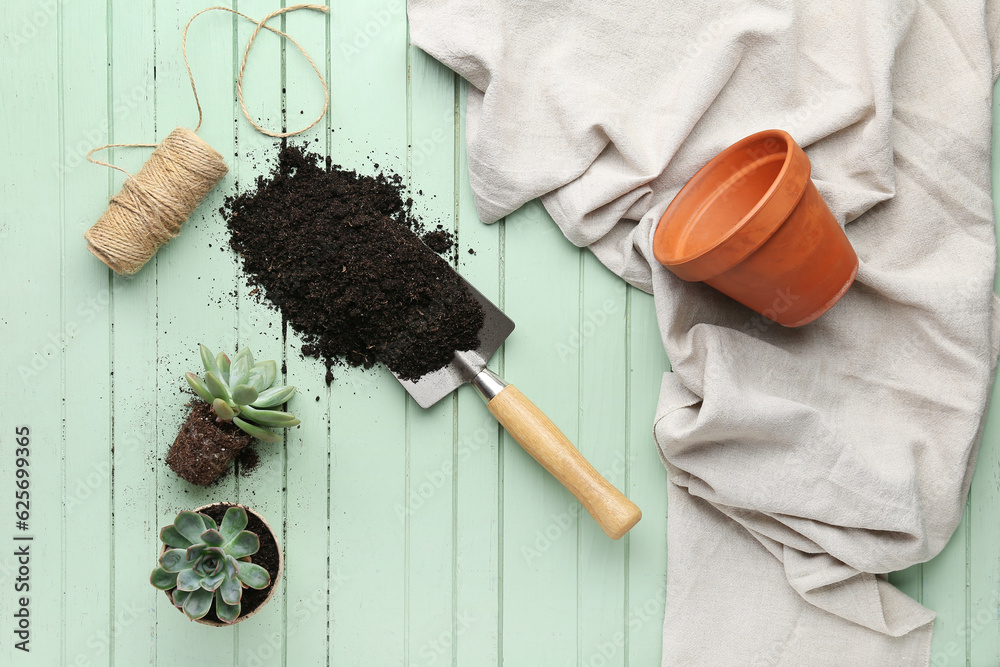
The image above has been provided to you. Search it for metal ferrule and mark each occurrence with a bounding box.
[472,368,507,403]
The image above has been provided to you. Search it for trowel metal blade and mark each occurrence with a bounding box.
[392,276,514,409]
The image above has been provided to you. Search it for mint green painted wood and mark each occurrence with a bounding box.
[579,252,629,666]
[502,199,584,665]
[924,507,970,666]
[152,0,240,662]
[625,289,671,667]
[233,1,288,664]
[406,45,461,667]
[61,1,114,665]
[108,2,159,664]
[971,376,1000,667]
[889,565,923,612]
[283,5,334,667]
[454,78,504,666]
[966,88,1000,667]
[327,2,408,664]
[0,2,65,664]
[3,1,1000,664]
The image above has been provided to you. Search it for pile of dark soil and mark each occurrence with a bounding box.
[224,145,483,381]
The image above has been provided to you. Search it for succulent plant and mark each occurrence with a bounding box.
[186,344,299,443]
[150,507,271,623]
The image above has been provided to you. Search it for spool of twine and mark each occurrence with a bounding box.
[85,128,228,275]
[85,4,329,276]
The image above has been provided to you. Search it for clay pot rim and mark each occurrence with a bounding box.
[159,502,283,627]
[654,129,809,282]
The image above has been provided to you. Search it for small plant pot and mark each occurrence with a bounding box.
[653,129,858,327]
[160,503,282,626]
[167,402,254,486]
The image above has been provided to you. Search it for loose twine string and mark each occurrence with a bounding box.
[85,4,329,276]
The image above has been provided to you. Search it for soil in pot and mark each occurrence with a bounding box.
[224,144,485,382]
[162,503,281,625]
[166,402,253,486]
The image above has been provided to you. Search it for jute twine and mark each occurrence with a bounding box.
[85,128,227,274]
[85,4,329,276]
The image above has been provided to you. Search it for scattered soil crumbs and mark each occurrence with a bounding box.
[225,145,484,382]
[422,228,454,254]
[235,448,261,478]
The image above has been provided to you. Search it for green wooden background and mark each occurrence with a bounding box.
[0,1,998,665]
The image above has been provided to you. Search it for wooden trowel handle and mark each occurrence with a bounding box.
[487,385,642,539]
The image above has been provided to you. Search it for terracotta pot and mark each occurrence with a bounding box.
[159,503,282,626]
[653,129,858,327]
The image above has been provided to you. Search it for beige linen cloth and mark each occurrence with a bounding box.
[409,0,1000,664]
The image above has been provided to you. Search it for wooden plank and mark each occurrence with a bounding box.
[282,4,334,667]
[922,504,969,666]
[59,0,115,665]
[0,1,65,664]
[231,2,289,665]
[888,565,922,610]
[501,199,582,665]
[970,382,1000,666]
[151,0,239,661]
[454,79,503,667]
[327,1,409,663]
[577,253,629,665]
[625,287,671,666]
[107,1,159,665]
[405,42,460,667]
[11,6,1000,665]
[967,75,1000,667]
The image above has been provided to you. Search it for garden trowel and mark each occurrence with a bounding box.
[393,277,642,539]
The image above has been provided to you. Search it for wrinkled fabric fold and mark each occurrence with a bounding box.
[408,0,1000,664]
